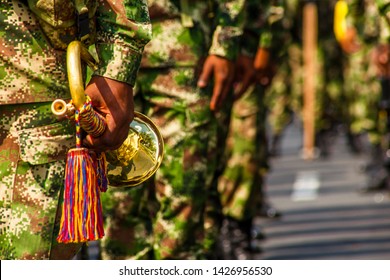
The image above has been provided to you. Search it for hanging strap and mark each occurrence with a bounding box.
[74,0,90,42]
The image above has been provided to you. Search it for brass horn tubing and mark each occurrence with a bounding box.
[66,40,98,109]
[67,40,106,138]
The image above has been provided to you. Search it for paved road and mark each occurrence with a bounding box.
[253,120,390,260]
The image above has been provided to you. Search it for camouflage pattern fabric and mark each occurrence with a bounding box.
[266,45,302,138]
[0,0,69,105]
[202,83,234,257]
[312,0,345,135]
[342,0,385,145]
[216,0,284,223]
[102,67,215,260]
[267,0,345,155]
[343,48,382,145]
[375,0,390,27]
[266,0,302,141]
[141,0,245,68]
[218,84,269,221]
[0,103,79,260]
[267,0,387,162]
[100,0,246,260]
[101,180,156,260]
[0,0,151,259]
[142,68,215,260]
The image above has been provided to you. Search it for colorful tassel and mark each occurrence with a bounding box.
[57,105,107,243]
[95,151,108,193]
[57,148,104,243]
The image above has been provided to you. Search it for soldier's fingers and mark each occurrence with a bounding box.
[197,61,213,88]
[82,118,128,152]
[82,134,101,150]
[210,80,223,111]
[211,71,233,111]
[83,133,123,152]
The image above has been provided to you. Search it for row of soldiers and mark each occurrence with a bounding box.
[98,0,285,260]
[1,0,389,260]
[266,0,390,194]
[0,0,283,260]
[97,0,390,260]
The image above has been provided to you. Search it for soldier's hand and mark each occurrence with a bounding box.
[372,44,390,78]
[254,47,275,87]
[233,54,256,100]
[339,27,360,54]
[83,76,134,151]
[254,47,270,71]
[197,55,235,111]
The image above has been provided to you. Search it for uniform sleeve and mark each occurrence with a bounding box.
[208,0,246,61]
[259,1,284,50]
[93,0,152,86]
[240,0,284,57]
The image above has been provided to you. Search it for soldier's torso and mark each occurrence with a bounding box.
[27,0,98,49]
[141,0,213,68]
[0,0,96,105]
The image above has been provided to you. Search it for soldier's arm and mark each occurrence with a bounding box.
[254,0,284,72]
[236,0,283,92]
[334,0,361,53]
[233,0,271,98]
[208,0,246,60]
[197,0,246,111]
[83,0,152,151]
[93,0,152,86]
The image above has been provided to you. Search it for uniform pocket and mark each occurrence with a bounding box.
[17,123,74,165]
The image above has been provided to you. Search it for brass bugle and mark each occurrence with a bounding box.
[52,40,164,187]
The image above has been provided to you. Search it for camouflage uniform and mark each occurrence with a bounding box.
[216,0,285,259]
[100,0,246,260]
[269,0,346,158]
[311,0,346,157]
[341,0,390,191]
[359,0,390,192]
[266,0,302,156]
[343,0,386,148]
[0,0,151,260]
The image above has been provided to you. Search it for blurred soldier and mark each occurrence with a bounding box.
[267,0,345,159]
[216,0,285,259]
[336,0,389,192]
[311,0,346,158]
[0,0,151,259]
[100,0,246,260]
[370,0,390,191]
[266,0,302,157]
